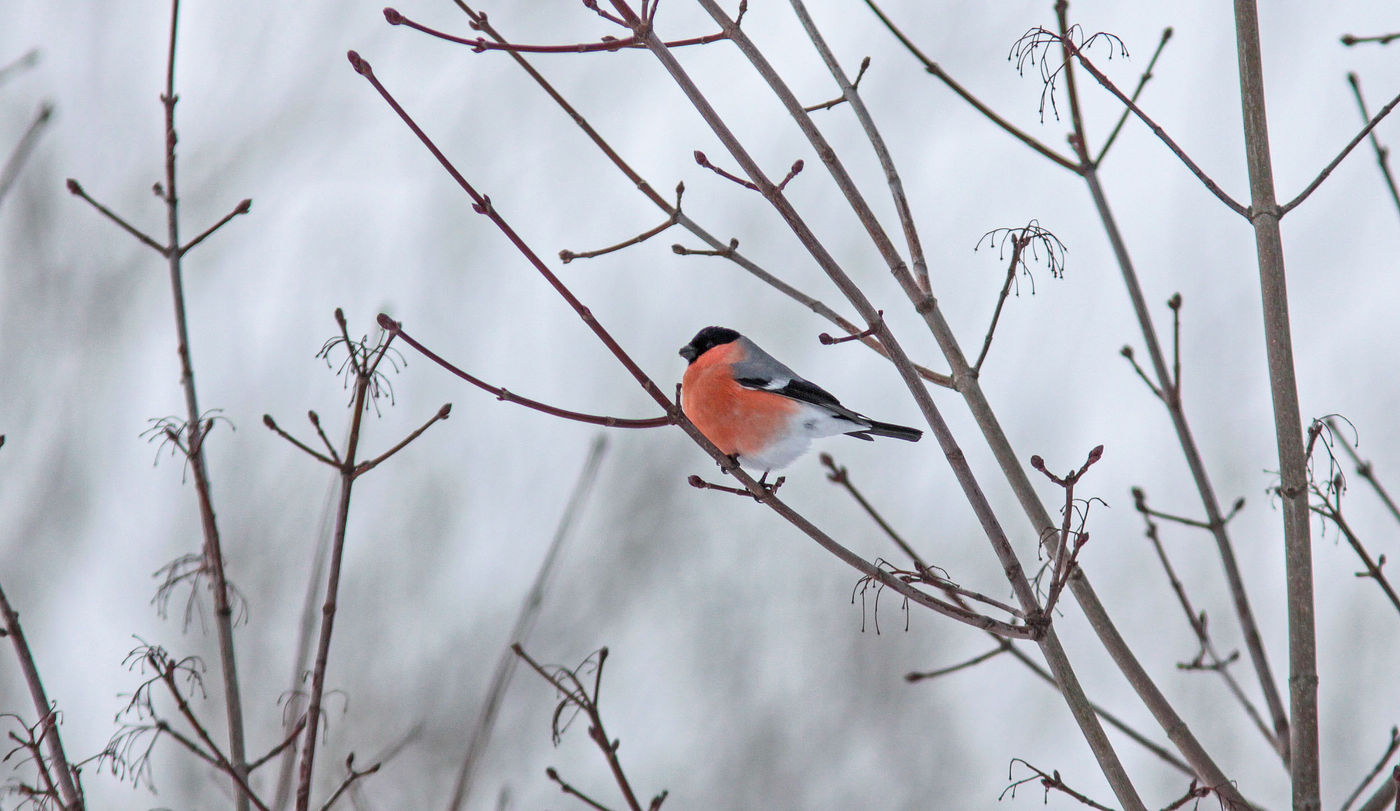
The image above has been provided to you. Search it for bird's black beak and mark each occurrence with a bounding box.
[679,344,697,363]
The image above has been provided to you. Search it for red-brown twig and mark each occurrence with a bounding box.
[1132,488,1276,748]
[383,5,739,55]
[513,646,648,811]
[66,1,253,802]
[288,311,433,811]
[803,56,871,112]
[971,223,1066,373]
[317,754,381,811]
[0,580,83,808]
[547,766,618,811]
[1029,445,1103,619]
[447,436,610,811]
[694,150,803,192]
[817,311,882,346]
[379,316,669,429]
[561,183,684,263]
[1305,420,1400,618]
[905,640,1011,682]
[999,758,1114,810]
[1095,27,1172,164]
[108,644,269,810]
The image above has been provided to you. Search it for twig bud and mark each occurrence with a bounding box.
[235,199,252,214]
[437,403,452,419]
[376,312,400,333]
[383,7,404,24]
[65,178,82,195]
[347,50,371,76]
[262,414,277,430]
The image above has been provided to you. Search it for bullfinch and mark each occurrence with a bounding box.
[679,326,923,473]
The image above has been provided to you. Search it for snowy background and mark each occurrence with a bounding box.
[2,1,1398,808]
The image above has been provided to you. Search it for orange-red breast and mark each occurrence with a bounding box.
[679,326,922,472]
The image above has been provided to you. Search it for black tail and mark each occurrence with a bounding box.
[848,420,922,442]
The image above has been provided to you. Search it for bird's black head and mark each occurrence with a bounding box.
[679,326,740,364]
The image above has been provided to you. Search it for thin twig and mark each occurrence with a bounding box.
[65,178,167,254]
[1133,488,1276,747]
[561,184,684,263]
[1345,73,1400,222]
[383,6,731,54]
[1051,30,1247,216]
[180,198,252,255]
[1281,86,1400,215]
[547,767,616,811]
[1327,416,1400,525]
[295,318,426,811]
[248,717,306,773]
[974,234,1027,373]
[999,758,1114,810]
[905,641,1011,682]
[861,0,1077,172]
[447,436,610,811]
[513,647,645,811]
[803,56,871,112]
[380,317,669,429]
[1342,728,1400,811]
[0,580,83,807]
[0,48,40,86]
[354,402,452,476]
[0,102,53,210]
[317,755,381,811]
[1341,32,1400,46]
[1095,28,1172,164]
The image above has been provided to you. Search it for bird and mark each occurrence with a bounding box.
[678,326,922,475]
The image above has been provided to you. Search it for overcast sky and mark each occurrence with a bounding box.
[3,1,1399,809]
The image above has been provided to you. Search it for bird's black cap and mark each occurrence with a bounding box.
[679,326,741,363]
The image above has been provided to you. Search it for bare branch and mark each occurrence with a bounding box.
[1281,86,1400,215]
[0,102,52,210]
[561,183,684,263]
[0,581,83,807]
[1096,27,1172,164]
[380,316,669,429]
[862,0,1077,172]
[180,198,252,255]
[1342,728,1400,811]
[65,178,168,254]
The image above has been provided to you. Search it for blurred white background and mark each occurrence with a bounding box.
[2,1,1398,808]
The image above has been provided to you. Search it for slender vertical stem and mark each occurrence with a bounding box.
[0,581,83,809]
[158,1,249,806]
[294,373,371,811]
[1231,2,1319,807]
[1051,0,1290,762]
